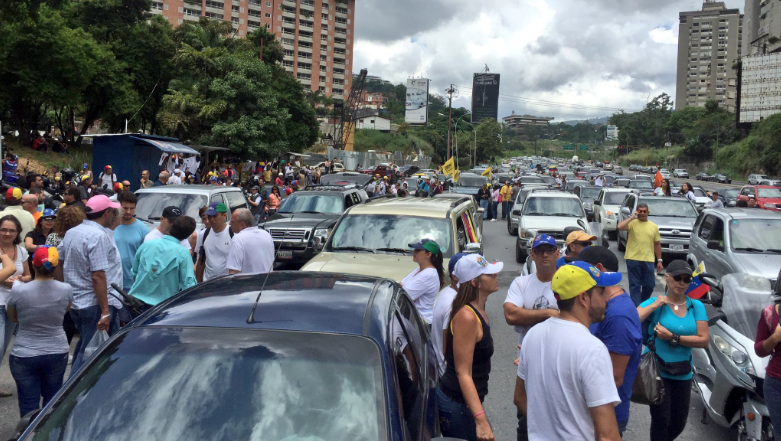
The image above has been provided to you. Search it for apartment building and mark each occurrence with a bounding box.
[502,112,554,131]
[149,0,354,99]
[743,0,781,55]
[675,1,742,111]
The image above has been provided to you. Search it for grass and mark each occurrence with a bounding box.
[618,146,683,168]
[4,139,93,174]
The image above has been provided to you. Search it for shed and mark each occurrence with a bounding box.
[86,134,198,183]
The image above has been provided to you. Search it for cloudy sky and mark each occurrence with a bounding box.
[353,0,743,122]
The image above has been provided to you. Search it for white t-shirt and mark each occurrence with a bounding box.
[400,267,440,324]
[98,172,116,189]
[144,228,192,250]
[226,228,274,275]
[431,285,458,377]
[518,317,620,441]
[169,175,183,186]
[653,187,663,196]
[0,245,28,305]
[203,227,232,281]
[504,274,558,346]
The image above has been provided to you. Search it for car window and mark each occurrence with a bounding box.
[329,214,454,257]
[605,192,628,205]
[28,328,387,441]
[391,296,425,441]
[758,188,781,198]
[644,199,698,218]
[522,197,584,217]
[135,192,208,222]
[278,194,343,214]
[730,219,781,252]
[224,191,247,212]
[698,215,715,241]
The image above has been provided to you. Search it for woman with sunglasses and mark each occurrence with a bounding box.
[267,186,281,215]
[637,260,709,441]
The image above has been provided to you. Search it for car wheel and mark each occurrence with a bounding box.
[609,230,617,240]
[516,239,527,263]
[508,218,517,236]
[617,235,626,252]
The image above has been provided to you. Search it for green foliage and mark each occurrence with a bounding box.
[475,118,503,162]
[714,135,761,178]
[353,130,433,158]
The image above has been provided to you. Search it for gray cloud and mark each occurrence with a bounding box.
[354,0,454,43]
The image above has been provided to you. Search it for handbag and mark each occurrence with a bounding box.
[631,340,665,405]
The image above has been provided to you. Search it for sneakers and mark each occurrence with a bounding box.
[491,219,496,222]
[0,390,12,398]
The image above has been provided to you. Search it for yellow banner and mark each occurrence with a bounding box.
[481,166,492,180]
[441,157,455,176]
[453,169,460,183]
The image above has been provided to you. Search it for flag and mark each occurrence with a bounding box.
[654,170,663,189]
[442,157,456,176]
[685,261,711,300]
[481,166,492,181]
[452,169,460,183]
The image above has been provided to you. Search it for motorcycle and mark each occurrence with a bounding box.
[693,272,775,440]
[520,221,608,276]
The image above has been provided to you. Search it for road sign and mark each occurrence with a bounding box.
[563,144,575,151]
[665,142,672,147]
[580,145,589,151]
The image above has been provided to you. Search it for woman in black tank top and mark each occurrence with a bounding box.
[437,254,502,441]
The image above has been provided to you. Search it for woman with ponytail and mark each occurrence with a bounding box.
[438,254,503,441]
[402,238,446,324]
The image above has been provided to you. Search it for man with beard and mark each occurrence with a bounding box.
[514,261,622,441]
[113,192,151,293]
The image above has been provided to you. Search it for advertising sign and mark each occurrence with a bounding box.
[405,78,430,125]
[471,73,500,123]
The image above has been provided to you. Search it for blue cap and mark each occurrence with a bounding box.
[448,252,467,277]
[82,163,89,169]
[566,261,622,288]
[42,208,56,219]
[532,233,557,249]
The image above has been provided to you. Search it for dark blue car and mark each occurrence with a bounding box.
[16,272,449,441]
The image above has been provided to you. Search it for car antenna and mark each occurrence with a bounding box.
[247,212,294,324]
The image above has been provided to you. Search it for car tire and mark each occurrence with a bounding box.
[609,230,617,241]
[516,239,526,263]
[617,235,626,252]
[508,218,518,236]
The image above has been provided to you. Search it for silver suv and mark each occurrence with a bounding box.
[673,169,689,178]
[687,208,781,288]
[507,184,547,236]
[134,185,249,231]
[515,190,588,262]
[616,194,698,258]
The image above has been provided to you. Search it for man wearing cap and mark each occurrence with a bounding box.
[78,174,92,204]
[366,179,376,198]
[557,230,597,267]
[198,202,233,282]
[515,261,622,441]
[170,169,183,186]
[617,202,662,306]
[504,233,561,440]
[579,246,643,437]
[56,195,124,374]
[0,188,36,239]
[114,191,152,293]
[748,195,760,209]
[98,165,117,190]
[708,191,724,209]
[227,208,274,276]
[431,252,467,378]
[130,216,197,309]
[247,185,264,224]
[144,206,193,252]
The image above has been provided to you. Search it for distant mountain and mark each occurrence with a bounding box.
[560,116,610,126]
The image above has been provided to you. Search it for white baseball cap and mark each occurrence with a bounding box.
[454,254,503,286]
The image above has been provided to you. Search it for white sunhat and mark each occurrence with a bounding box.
[454,254,503,287]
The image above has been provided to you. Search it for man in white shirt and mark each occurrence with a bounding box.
[504,233,560,440]
[595,174,604,187]
[98,165,117,190]
[198,202,232,281]
[169,169,183,185]
[227,208,274,275]
[514,261,622,441]
[144,206,192,250]
[430,253,467,378]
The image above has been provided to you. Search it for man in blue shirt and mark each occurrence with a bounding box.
[113,192,151,293]
[581,246,642,437]
[129,216,197,310]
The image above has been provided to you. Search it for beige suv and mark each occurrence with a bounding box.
[301,195,483,281]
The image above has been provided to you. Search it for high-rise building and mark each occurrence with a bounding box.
[675,1,742,112]
[149,0,354,99]
[741,0,781,55]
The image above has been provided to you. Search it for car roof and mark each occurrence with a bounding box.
[136,185,239,195]
[703,208,781,219]
[136,272,394,338]
[527,191,580,199]
[601,187,632,192]
[349,196,465,217]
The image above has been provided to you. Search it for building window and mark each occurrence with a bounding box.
[282,38,294,45]
[204,11,223,19]
[320,75,326,82]
[248,9,261,16]
[333,88,343,94]
[297,62,312,70]
[152,1,163,10]
[297,73,311,80]
[205,1,224,9]
[232,5,239,12]
[248,19,261,28]
[322,13,329,20]
[265,12,271,17]
[184,8,201,17]
[266,1,271,5]
[248,0,260,6]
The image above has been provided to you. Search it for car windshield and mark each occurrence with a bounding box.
[730,219,781,252]
[759,188,781,198]
[135,192,208,221]
[28,328,386,441]
[645,199,698,218]
[605,192,629,204]
[457,176,489,187]
[629,181,652,189]
[278,194,343,214]
[724,189,740,198]
[692,188,707,197]
[523,197,584,217]
[579,188,600,200]
[329,214,453,257]
[320,174,370,187]
[521,177,544,184]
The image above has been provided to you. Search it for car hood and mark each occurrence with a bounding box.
[732,253,781,280]
[757,197,781,204]
[647,216,696,229]
[301,252,449,282]
[603,204,622,214]
[259,213,338,230]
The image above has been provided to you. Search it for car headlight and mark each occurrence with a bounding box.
[605,211,616,219]
[765,203,775,209]
[714,334,755,375]
[313,228,330,251]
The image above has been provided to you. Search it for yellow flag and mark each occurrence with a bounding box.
[453,169,460,183]
[442,157,455,176]
[481,166,492,181]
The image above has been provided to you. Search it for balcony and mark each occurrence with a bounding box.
[299,20,314,30]
[282,9,296,19]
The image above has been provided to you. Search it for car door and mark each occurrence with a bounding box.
[617,194,635,242]
[224,190,249,220]
[595,190,605,222]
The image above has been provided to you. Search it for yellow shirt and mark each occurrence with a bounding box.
[500,185,513,202]
[625,219,661,262]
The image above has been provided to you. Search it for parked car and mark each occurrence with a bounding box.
[748,174,772,185]
[593,188,634,239]
[319,172,373,189]
[13,272,443,441]
[712,173,731,184]
[301,196,482,281]
[695,172,712,181]
[688,208,781,288]
[516,190,589,262]
[759,179,781,187]
[573,186,601,221]
[360,163,393,179]
[451,173,490,202]
[613,166,623,175]
[738,185,781,211]
[134,185,249,232]
[507,186,545,236]
[673,169,690,178]
[258,185,368,264]
[617,194,698,258]
[317,161,346,173]
[627,180,653,191]
[719,188,740,207]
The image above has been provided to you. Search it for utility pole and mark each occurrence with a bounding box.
[445,84,457,159]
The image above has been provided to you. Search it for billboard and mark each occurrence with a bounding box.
[739,53,781,123]
[405,78,430,125]
[471,73,500,123]
[606,125,619,140]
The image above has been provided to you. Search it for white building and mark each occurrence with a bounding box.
[356,115,391,132]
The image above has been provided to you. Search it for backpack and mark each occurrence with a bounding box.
[198,226,235,266]
[98,172,116,189]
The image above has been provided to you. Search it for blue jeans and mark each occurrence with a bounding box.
[9,353,68,417]
[765,376,781,437]
[437,386,487,441]
[69,305,120,375]
[618,420,628,438]
[491,201,499,219]
[0,305,17,360]
[502,201,509,219]
[479,199,489,219]
[626,259,656,306]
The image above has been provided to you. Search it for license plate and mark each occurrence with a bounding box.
[276,250,293,260]
[670,244,684,251]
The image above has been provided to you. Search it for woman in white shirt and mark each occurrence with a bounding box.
[402,239,445,324]
[654,179,671,197]
[680,182,696,202]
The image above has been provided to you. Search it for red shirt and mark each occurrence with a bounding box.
[755,305,781,379]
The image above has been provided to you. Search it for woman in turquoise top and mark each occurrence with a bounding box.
[637,260,709,441]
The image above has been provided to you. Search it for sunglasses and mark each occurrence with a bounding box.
[533,246,558,256]
[671,274,692,284]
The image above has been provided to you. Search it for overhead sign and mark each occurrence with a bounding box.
[563,144,575,151]
[405,78,429,125]
[471,73,500,123]
[580,145,589,151]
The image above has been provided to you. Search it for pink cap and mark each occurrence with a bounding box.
[85,195,120,214]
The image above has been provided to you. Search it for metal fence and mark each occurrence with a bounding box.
[326,147,431,170]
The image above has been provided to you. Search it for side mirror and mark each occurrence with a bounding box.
[464,242,481,254]
[477,207,485,213]
[620,207,631,216]
[707,240,721,250]
[593,200,601,206]
[13,409,41,439]
[512,206,522,215]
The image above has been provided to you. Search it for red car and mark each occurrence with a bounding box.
[738,185,781,211]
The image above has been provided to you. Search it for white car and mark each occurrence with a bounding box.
[673,169,689,178]
[317,162,346,173]
[593,188,634,239]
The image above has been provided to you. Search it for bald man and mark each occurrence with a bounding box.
[21,194,41,224]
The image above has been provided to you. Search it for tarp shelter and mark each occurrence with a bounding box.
[86,134,198,184]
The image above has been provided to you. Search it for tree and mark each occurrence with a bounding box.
[474,118,502,162]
